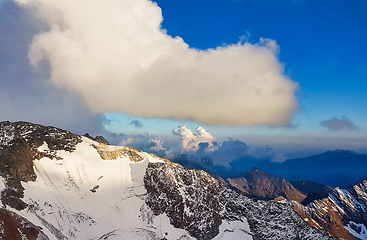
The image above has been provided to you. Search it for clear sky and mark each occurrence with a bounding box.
[0,0,366,162]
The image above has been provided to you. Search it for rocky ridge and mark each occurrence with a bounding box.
[285,181,367,239]
[0,121,81,210]
[0,121,337,239]
[144,162,335,240]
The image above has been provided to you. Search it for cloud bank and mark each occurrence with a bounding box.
[320,116,358,132]
[0,1,107,136]
[16,0,298,126]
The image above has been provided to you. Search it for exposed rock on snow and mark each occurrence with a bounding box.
[0,121,81,210]
[0,121,336,239]
[83,133,110,145]
[144,162,334,240]
[0,208,49,240]
[291,181,367,239]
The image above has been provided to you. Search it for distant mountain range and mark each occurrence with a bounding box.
[257,149,367,188]
[2,121,367,239]
[172,149,367,189]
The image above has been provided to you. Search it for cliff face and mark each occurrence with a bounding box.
[227,168,307,202]
[144,163,334,240]
[0,208,49,240]
[290,181,367,240]
[0,121,81,210]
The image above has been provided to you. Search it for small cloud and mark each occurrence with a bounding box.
[320,116,358,132]
[172,126,217,153]
[120,138,133,146]
[129,120,143,128]
[271,153,288,163]
[149,137,166,152]
[118,134,167,154]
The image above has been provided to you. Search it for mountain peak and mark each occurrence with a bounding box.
[325,149,357,155]
[227,168,307,202]
[0,121,340,239]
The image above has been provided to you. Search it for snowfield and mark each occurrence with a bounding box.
[0,121,336,240]
[16,137,253,240]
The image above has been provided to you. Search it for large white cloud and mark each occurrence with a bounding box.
[16,0,299,126]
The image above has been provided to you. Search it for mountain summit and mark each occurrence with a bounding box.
[0,121,335,239]
[227,168,307,202]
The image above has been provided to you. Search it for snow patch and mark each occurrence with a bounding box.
[213,218,253,240]
[346,222,367,239]
[19,139,154,239]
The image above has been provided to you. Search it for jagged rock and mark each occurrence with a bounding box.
[144,162,334,240]
[84,133,109,145]
[0,208,49,240]
[0,121,81,210]
[292,181,367,239]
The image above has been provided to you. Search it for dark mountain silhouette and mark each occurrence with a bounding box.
[290,180,333,197]
[257,150,367,188]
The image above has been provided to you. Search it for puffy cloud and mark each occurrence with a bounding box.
[320,116,358,132]
[120,138,133,146]
[16,0,299,127]
[170,126,256,166]
[172,126,217,153]
[129,120,144,128]
[149,137,166,152]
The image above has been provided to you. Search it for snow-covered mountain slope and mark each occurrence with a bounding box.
[0,121,335,239]
[287,181,367,240]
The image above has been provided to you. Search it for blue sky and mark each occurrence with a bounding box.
[104,0,367,152]
[0,0,366,163]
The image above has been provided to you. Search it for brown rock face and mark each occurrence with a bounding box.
[292,181,367,240]
[0,208,49,240]
[94,144,144,162]
[0,121,81,210]
[227,168,307,202]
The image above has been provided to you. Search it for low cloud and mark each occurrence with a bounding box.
[16,0,299,127]
[129,120,144,128]
[115,125,278,168]
[170,126,257,166]
[172,126,217,153]
[119,134,167,155]
[320,116,358,132]
[270,153,288,163]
